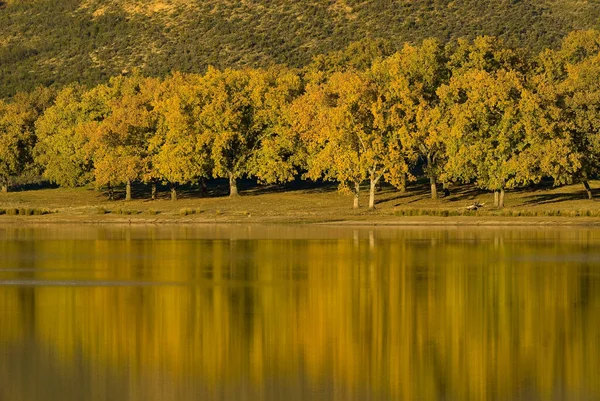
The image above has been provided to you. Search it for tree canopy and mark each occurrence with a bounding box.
[3,32,600,208]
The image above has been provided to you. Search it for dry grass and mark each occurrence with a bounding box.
[1,180,600,224]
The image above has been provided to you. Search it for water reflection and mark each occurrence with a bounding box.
[0,225,599,401]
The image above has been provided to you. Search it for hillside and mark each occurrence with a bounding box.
[1,0,600,98]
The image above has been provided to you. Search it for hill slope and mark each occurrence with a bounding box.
[1,0,600,97]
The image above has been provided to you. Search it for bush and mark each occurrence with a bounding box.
[180,208,205,216]
[115,209,140,215]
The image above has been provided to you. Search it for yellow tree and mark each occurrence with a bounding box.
[440,69,529,208]
[248,67,305,186]
[549,30,600,199]
[0,87,54,193]
[518,30,600,199]
[372,39,450,200]
[148,73,212,201]
[439,36,535,208]
[88,75,160,200]
[293,70,404,209]
[35,85,96,188]
[199,67,278,197]
[0,99,26,193]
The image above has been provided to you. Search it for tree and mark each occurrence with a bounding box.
[248,67,305,186]
[198,67,272,197]
[0,87,54,192]
[35,85,95,188]
[304,38,394,85]
[562,55,600,199]
[149,73,212,201]
[293,70,405,209]
[438,36,538,208]
[372,39,450,200]
[440,69,531,208]
[542,30,600,199]
[0,99,23,193]
[88,75,160,200]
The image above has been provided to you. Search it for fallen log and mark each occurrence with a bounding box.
[464,201,485,211]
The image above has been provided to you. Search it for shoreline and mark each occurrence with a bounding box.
[3,215,600,227]
[3,182,600,228]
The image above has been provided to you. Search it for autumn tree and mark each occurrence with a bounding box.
[148,73,212,201]
[87,75,160,200]
[0,87,54,192]
[304,38,394,85]
[540,30,600,199]
[293,70,405,209]
[35,85,97,188]
[440,37,532,208]
[372,39,450,200]
[248,67,306,186]
[199,67,288,197]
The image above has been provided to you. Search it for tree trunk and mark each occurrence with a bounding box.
[369,176,380,210]
[151,183,157,201]
[107,183,114,200]
[442,182,450,197]
[353,181,360,209]
[200,177,208,197]
[427,153,437,200]
[229,173,238,197]
[125,179,132,201]
[170,183,177,201]
[583,180,593,200]
[1,184,7,194]
[399,173,406,194]
[499,188,505,209]
[430,176,438,200]
[494,190,499,208]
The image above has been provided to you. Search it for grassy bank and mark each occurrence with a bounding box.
[1,180,600,225]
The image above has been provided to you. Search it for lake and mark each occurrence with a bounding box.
[0,225,599,401]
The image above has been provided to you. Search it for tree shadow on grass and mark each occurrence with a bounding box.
[7,181,59,192]
[241,179,338,196]
[521,191,594,206]
[100,179,341,201]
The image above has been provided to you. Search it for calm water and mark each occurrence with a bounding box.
[0,225,599,401]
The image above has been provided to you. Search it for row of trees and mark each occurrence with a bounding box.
[1,31,600,209]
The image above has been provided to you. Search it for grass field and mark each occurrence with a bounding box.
[1,179,600,225]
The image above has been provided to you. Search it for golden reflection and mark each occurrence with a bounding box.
[0,226,599,401]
